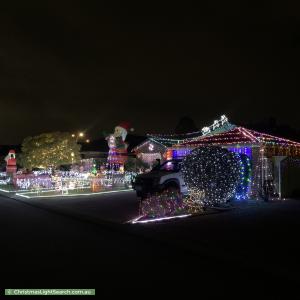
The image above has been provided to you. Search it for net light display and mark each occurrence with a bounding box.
[140,190,186,219]
[181,147,242,206]
[138,189,203,221]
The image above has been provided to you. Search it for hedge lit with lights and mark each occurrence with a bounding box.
[20,132,81,170]
[181,146,241,206]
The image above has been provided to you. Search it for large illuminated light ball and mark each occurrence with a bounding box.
[181,146,241,206]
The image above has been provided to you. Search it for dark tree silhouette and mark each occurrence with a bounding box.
[245,117,300,142]
[175,116,198,134]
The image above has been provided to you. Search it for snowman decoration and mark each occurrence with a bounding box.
[106,122,133,169]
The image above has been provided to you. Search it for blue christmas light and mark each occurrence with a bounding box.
[234,153,252,200]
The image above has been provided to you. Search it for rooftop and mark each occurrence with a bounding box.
[179,126,300,148]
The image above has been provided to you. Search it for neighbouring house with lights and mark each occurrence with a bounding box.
[133,115,300,199]
[131,134,184,168]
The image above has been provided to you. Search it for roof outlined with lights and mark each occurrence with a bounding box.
[178,126,300,148]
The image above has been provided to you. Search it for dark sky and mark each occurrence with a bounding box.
[1,1,300,144]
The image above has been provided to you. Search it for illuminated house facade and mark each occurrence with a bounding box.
[132,135,184,168]
[133,115,300,199]
[174,126,300,199]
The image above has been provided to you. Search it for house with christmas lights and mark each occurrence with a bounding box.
[133,115,300,199]
[132,134,185,168]
[175,125,300,199]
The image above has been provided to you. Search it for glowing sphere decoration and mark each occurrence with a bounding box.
[181,146,242,206]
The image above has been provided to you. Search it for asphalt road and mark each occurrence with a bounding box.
[14,190,140,223]
[1,192,300,297]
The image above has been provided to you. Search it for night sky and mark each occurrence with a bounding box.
[1,1,300,144]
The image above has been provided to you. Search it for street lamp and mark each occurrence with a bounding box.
[71,132,90,143]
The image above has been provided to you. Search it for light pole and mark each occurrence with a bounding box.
[71,132,86,143]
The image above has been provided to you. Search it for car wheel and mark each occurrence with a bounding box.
[164,184,180,194]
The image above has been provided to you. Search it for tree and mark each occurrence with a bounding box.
[175,116,198,134]
[245,117,300,142]
[20,132,81,170]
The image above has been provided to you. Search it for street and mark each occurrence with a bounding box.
[14,190,139,223]
[1,192,300,297]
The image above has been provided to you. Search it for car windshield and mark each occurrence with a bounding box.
[154,161,182,172]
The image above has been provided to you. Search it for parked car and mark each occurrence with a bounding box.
[132,159,188,199]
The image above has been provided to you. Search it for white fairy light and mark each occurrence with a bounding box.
[181,146,241,207]
[201,127,211,135]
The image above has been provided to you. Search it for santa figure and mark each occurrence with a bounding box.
[5,150,17,176]
[106,122,133,167]
[114,122,133,149]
